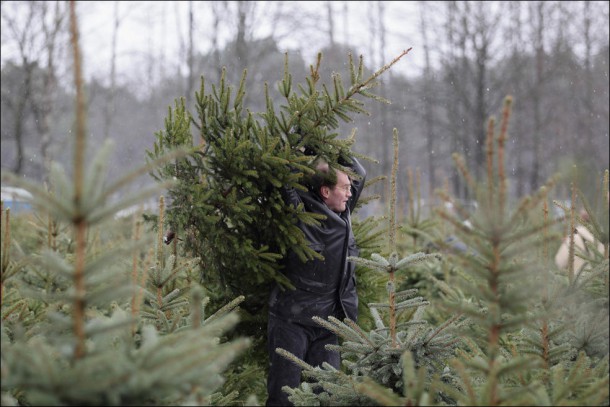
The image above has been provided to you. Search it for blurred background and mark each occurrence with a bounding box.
[1,1,608,215]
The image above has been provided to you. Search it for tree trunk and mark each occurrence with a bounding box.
[326,1,335,46]
[103,1,119,141]
[419,2,437,193]
[530,1,545,191]
[186,1,195,108]
[378,1,390,186]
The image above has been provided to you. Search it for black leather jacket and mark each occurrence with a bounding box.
[268,158,366,326]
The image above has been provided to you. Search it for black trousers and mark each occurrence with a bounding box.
[265,314,340,406]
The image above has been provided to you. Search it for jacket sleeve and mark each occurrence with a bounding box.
[346,157,366,212]
[281,184,303,209]
[280,164,304,209]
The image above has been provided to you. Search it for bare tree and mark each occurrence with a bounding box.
[469,2,502,180]
[528,0,546,191]
[1,4,36,175]
[2,0,607,205]
[433,1,506,196]
[342,1,349,45]
[235,1,250,70]
[186,0,194,108]
[439,1,471,199]
[1,1,67,177]
[506,0,527,197]
[37,1,66,173]
[377,1,391,186]
[210,1,227,78]
[326,1,335,46]
[102,1,120,140]
[363,1,386,197]
[418,1,437,195]
[579,1,595,157]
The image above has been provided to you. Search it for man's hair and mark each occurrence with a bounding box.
[308,159,337,194]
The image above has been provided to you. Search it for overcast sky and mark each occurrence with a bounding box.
[76,1,424,85]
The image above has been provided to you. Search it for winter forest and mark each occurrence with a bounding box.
[1,1,609,406]
[2,1,609,205]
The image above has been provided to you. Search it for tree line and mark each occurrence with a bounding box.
[1,1,608,213]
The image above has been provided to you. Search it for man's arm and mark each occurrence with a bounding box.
[345,157,366,212]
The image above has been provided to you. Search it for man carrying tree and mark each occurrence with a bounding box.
[266,150,366,406]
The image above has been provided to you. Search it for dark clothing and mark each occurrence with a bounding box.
[266,315,340,406]
[266,157,366,406]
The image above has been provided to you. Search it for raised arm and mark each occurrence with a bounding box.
[344,157,366,212]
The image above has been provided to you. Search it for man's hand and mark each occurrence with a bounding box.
[163,230,176,245]
[338,152,352,166]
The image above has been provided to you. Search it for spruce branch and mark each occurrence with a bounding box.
[486,116,496,209]
[497,96,512,216]
[275,347,315,371]
[347,48,412,97]
[344,317,377,348]
[203,295,245,325]
[423,313,463,345]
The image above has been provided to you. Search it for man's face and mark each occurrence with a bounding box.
[322,171,352,213]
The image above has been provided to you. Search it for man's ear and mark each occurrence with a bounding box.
[320,186,330,199]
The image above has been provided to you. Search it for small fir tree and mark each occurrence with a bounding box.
[320,96,609,407]
[1,5,251,405]
[428,96,609,406]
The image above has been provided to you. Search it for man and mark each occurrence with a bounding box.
[266,154,366,406]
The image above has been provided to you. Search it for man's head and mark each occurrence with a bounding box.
[311,160,352,213]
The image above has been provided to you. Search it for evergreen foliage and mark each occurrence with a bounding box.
[146,50,410,304]
[550,171,609,359]
[393,169,451,325]
[426,97,609,406]
[1,116,251,407]
[277,130,462,406]
[1,8,251,405]
[0,7,606,404]
[144,49,411,395]
[274,97,609,407]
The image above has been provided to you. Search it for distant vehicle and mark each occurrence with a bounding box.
[114,198,158,219]
[1,186,33,214]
